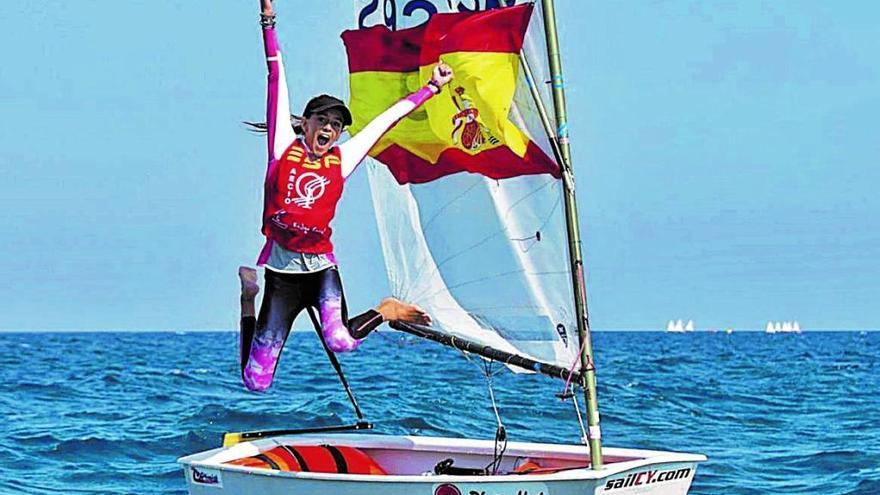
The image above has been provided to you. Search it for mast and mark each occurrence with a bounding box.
[540,0,604,469]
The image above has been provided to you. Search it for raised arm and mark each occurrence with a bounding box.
[260,0,296,163]
[339,63,454,179]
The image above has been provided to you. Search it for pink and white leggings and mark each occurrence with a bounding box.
[240,267,382,392]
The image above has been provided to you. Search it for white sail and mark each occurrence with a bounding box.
[685,320,694,332]
[355,0,577,372]
[766,321,774,333]
[666,320,675,332]
[774,322,783,332]
[793,321,801,332]
[782,321,792,332]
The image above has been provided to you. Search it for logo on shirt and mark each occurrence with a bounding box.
[293,172,330,209]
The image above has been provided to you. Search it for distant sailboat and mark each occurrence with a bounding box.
[767,320,802,334]
[666,319,694,333]
[666,319,685,332]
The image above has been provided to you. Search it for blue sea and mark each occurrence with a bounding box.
[1,330,878,494]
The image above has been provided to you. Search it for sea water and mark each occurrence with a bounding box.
[0,330,877,494]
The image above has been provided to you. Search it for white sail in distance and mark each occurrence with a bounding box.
[352,1,578,372]
[667,319,684,333]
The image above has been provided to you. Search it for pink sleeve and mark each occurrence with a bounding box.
[262,25,296,164]
[257,25,292,267]
[405,86,436,107]
[263,25,281,161]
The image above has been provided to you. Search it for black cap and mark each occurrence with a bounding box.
[303,94,353,127]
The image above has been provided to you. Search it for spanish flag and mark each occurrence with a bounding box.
[342,4,560,184]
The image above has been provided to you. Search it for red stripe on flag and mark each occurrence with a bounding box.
[419,4,533,65]
[376,141,560,185]
[341,24,426,73]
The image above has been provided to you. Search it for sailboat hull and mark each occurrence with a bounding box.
[179,433,706,495]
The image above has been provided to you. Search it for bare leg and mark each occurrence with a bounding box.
[239,266,259,317]
[239,266,260,374]
[377,297,432,326]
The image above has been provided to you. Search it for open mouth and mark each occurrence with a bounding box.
[316,133,331,147]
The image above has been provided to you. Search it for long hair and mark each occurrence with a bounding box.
[243,114,303,135]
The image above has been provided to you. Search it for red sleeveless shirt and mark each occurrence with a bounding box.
[262,139,344,254]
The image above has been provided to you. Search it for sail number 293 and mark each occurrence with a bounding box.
[358,0,518,30]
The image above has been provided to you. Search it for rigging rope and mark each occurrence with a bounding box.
[560,331,593,395]
[460,352,508,475]
[569,384,590,446]
[482,360,508,475]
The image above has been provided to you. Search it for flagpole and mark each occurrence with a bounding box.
[540,0,604,470]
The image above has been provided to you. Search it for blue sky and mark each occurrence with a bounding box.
[0,1,877,331]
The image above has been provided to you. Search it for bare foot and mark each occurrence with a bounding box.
[238,266,260,300]
[377,297,432,326]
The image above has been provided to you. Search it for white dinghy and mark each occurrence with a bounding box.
[180,1,706,493]
[180,434,705,495]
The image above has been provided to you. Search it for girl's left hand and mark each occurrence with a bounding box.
[431,62,454,87]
